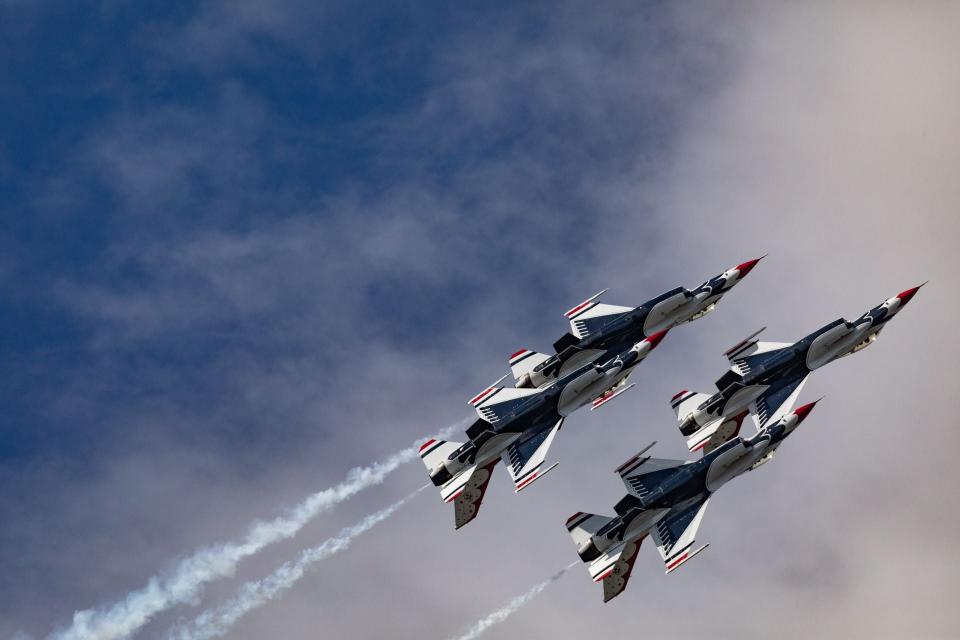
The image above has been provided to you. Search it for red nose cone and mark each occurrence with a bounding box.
[896,283,925,307]
[734,256,765,278]
[793,400,820,424]
[645,329,669,349]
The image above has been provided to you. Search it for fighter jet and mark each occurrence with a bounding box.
[673,285,923,455]
[511,257,764,391]
[567,399,819,602]
[419,259,761,529]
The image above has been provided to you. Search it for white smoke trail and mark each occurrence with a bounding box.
[50,422,463,640]
[449,562,579,640]
[168,486,428,640]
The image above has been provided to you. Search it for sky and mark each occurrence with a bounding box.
[1,1,958,638]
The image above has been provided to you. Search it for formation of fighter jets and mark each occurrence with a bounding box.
[420,261,922,602]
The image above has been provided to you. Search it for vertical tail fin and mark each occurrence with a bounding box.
[566,512,615,562]
[670,390,712,435]
[421,438,500,529]
[508,349,553,388]
[419,438,465,487]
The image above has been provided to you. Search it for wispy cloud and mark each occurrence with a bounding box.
[169,486,428,640]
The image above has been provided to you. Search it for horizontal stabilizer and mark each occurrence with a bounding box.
[439,461,499,530]
[589,541,642,602]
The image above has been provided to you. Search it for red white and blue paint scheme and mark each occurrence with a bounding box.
[568,400,819,602]
[675,285,923,454]
[419,260,762,529]
[420,331,668,529]
[511,257,764,391]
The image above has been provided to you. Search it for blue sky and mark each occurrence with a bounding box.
[0,1,726,465]
[2,2,958,639]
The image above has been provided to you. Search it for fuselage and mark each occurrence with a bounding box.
[456,335,664,466]
[539,263,757,384]
[682,290,916,434]
[598,407,809,549]
[451,258,765,473]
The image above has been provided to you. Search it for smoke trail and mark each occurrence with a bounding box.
[51,423,462,640]
[449,562,579,640]
[169,486,428,640]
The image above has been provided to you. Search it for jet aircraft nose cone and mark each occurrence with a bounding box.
[734,255,765,279]
[793,399,820,424]
[895,283,926,307]
[645,329,669,349]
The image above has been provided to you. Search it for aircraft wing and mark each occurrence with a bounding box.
[716,331,792,392]
[569,304,633,340]
[615,446,687,499]
[501,418,563,492]
[651,496,711,573]
[469,383,542,424]
[724,327,794,364]
[749,374,809,430]
[564,289,633,340]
